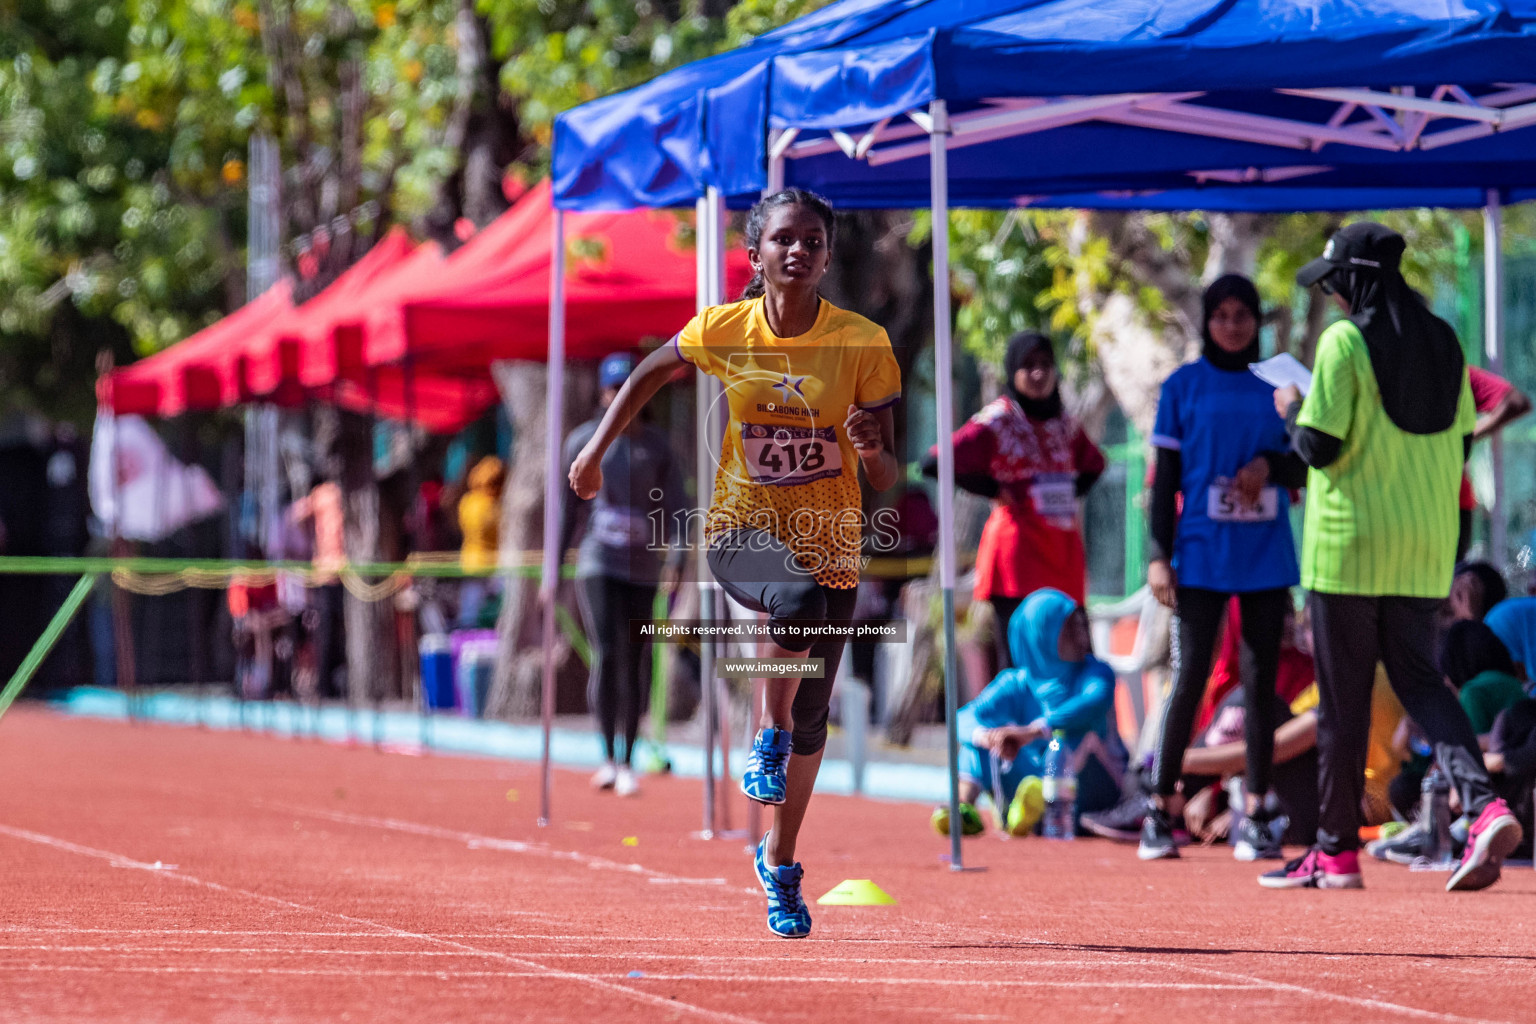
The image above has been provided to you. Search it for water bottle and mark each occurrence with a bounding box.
[1414,761,1456,870]
[1041,730,1077,840]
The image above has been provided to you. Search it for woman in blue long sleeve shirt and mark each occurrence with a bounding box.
[935,588,1124,836]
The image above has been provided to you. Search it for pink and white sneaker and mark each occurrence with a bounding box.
[1447,798,1523,892]
[1258,847,1363,889]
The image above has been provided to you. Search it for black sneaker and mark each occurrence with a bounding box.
[1137,807,1180,861]
[1082,791,1150,842]
[1233,814,1285,861]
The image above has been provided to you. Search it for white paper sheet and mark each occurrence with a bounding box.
[1248,353,1313,396]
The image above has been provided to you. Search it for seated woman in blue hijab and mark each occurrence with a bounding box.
[933,588,1126,836]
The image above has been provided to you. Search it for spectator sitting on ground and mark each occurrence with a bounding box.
[1485,699,1536,857]
[1082,602,1316,842]
[1441,621,1527,742]
[932,588,1123,838]
[1483,592,1536,680]
[228,553,288,700]
[1448,561,1508,624]
[1370,621,1528,865]
[1178,674,1321,849]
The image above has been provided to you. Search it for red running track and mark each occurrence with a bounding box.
[3,706,1535,1023]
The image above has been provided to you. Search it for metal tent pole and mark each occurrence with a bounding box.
[695,195,719,838]
[745,152,787,845]
[929,99,965,872]
[539,208,567,828]
[1483,190,1507,564]
[704,186,736,835]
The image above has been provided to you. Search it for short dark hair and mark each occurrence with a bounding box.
[1455,561,1508,613]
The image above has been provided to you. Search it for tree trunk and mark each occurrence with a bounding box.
[329,406,400,706]
[1204,212,1271,282]
[424,2,518,245]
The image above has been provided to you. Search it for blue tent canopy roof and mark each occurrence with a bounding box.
[553,0,1536,212]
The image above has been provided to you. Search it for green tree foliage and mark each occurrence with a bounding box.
[0,0,468,420]
[480,0,829,159]
[0,0,832,421]
[0,0,238,417]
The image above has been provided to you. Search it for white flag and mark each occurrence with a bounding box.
[89,413,225,543]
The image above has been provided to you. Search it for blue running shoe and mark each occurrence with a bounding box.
[754,835,811,938]
[742,727,791,805]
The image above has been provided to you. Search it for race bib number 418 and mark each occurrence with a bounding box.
[742,423,843,486]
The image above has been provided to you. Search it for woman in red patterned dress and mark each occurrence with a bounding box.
[927,331,1105,669]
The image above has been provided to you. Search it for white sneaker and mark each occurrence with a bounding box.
[591,763,618,790]
[615,766,640,797]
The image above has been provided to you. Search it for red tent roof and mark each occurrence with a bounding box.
[363,179,748,371]
[99,280,293,417]
[99,182,734,432]
[303,238,445,388]
[324,368,500,435]
[243,226,418,402]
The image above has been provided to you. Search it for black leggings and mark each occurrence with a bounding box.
[577,575,657,765]
[1309,592,1495,854]
[706,529,857,757]
[1152,586,1290,801]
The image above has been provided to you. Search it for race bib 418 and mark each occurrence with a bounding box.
[742,423,843,486]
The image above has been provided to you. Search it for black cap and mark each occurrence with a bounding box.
[1296,221,1406,288]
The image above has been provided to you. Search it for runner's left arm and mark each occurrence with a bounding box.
[847,405,899,491]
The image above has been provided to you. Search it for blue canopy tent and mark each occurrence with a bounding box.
[543,0,1536,859]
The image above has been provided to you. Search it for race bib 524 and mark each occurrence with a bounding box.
[1206,479,1279,523]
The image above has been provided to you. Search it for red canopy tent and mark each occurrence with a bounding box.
[98,233,496,433]
[98,279,293,418]
[361,179,748,372]
[99,180,733,433]
[242,226,418,402]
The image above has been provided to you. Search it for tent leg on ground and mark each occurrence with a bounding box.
[1484,190,1506,562]
[929,99,966,873]
[539,208,566,827]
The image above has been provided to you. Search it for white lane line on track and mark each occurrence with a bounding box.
[967,935,1511,1024]
[1138,960,1511,1024]
[0,823,764,1024]
[0,965,1269,990]
[0,945,1158,972]
[259,801,758,894]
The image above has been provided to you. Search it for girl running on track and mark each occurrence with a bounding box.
[568,188,901,938]
[1141,274,1308,863]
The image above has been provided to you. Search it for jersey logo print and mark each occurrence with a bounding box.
[773,374,808,403]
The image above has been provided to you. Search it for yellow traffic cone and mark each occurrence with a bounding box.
[816,879,897,906]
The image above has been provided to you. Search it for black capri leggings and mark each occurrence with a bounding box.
[1151,586,1290,800]
[706,528,857,757]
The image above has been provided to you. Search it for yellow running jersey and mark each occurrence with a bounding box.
[675,296,901,589]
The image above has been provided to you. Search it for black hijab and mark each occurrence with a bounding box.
[1201,274,1263,373]
[1333,266,1464,435]
[1004,331,1063,420]
[1441,619,1517,690]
